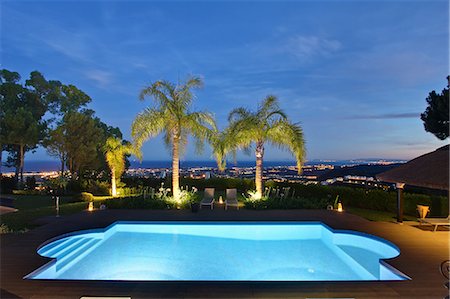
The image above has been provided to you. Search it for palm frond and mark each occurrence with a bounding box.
[228,116,260,148]
[140,81,179,117]
[257,95,278,118]
[183,111,216,154]
[104,136,135,178]
[265,109,287,121]
[228,107,252,122]
[163,130,172,152]
[131,108,167,151]
[209,127,237,171]
[175,76,203,110]
[266,119,306,174]
[178,128,189,156]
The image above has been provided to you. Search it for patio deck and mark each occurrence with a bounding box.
[1,208,449,299]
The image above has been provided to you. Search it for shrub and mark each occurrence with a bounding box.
[64,179,82,194]
[179,177,255,193]
[25,176,37,190]
[104,177,449,216]
[244,196,330,210]
[62,179,110,196]
[85,181,110,196]
[117,187,138,197]
[42,175,70,195]
[75,192,95,202]
[243,182,448,216]
[105,196,168,209]
[403,193,448,217]
[0,224,12,234]
[165,189,200,209]
[0,176,16,194]
[12,189,42,195]
[121,177,165,189]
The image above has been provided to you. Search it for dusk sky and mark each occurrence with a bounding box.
[2,0,448,162]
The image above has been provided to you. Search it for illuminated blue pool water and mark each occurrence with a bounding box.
[26,222,408,281]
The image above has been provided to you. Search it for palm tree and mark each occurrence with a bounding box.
[228,95,306,199]
[131,76,215,201]
[209,127,236,172]
[104,137,134,197]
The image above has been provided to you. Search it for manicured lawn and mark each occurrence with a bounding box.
[346,207,416,222]
[0,195,107,233]
[1,202,87,232]
[8,194,75,210]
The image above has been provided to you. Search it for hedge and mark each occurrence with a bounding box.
[103,178,448,216]
[105,196,168,209]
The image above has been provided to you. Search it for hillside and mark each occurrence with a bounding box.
[317,163,403,181]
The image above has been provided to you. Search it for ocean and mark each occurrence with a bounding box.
[2,160,296,172]
[0,159,399,173]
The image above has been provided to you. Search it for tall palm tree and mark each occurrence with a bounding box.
[228,95,306,199]
[131,76,215,201]
[104,137,134,197]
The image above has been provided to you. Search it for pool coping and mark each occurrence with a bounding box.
[25,220,408,282]
[1,209,449,298]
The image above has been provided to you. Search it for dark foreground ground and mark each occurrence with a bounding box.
[1,208,449,299]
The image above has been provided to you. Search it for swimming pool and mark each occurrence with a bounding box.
[26,222,408,281]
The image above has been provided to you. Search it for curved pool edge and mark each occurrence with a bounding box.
[25,221,410,282]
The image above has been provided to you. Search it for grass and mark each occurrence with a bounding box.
[0,194,106,233]
[346,207,416,222]
[7,194,75,210]
[1,202,87,232]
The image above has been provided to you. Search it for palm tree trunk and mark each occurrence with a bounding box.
[255,140,264,199]
[172,134,180,201]
[111,166,117,197]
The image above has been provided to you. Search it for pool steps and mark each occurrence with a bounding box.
[56,238,101,271]
[38,236,103,274]
[37,238,67,255]
[39,237,86,257]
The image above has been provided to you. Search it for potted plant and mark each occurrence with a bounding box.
[417,205,430,219]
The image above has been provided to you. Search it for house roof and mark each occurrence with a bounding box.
[377,145,449,190]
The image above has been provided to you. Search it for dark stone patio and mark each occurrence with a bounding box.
[1,208,449,299]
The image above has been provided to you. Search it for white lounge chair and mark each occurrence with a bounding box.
[200,188,215,210]
[419,216,450,232]
[225,188,239,210]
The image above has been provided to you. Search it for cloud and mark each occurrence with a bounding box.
[283,35,342,61]
[344,113,419,120]
[43,35,92,63]
[84,69,113,88]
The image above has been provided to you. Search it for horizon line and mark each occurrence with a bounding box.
[21,158,408,163]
